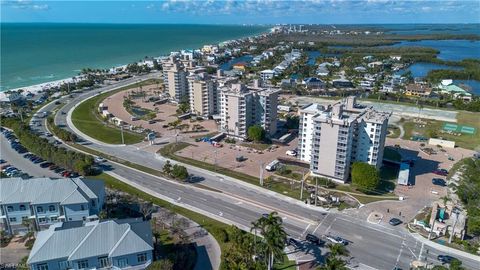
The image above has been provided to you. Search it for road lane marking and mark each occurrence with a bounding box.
[335,216,403,239]
[418,242,424,261]
[325,217,337,233]
[301,224,311,237]
[312,213,329,234]
[395,236,406,267]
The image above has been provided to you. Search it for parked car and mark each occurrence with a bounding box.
[54,168,65,174]
[437,255,457,264]
[389,218,403,226]
[286,150,297,157]
[325,234,348,245]
[432,178,446,187]
[432,169,448,176]
[95,157,106,163]
[0,159,5,164]
[40,162,52,168]
[305,234,323,245]
[62,171,72,177]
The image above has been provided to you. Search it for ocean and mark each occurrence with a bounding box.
[0,23,268,91]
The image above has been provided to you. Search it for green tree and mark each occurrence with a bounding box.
[171,164,189,180]
[163,160,172,175]
[247,125,266,142]
[351,162,380,193]
[251,212,287,270]
[317,243,349,270]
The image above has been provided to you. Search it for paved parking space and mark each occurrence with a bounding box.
[176,138,299,178]
[103,87,218,139]
[349,137,476,225]
[0,132,58,178]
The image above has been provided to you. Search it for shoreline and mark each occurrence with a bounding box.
[0,27,271,99]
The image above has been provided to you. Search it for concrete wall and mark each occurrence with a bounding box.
[429,138,455,148]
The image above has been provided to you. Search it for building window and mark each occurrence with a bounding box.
[50,217,58,222]
[77,260,88,269]
[22,216,28,221]
[37,206,44,213]
[137,253,147,263]
[98,256,109,268]
[7,206,13,212]
[117,259,128,268]
[80,205,85,211]
[49,205,56,212]
[9,217,17,222]
[38,217,47,224]
[36,264,48,270]
[58,261,69,270]
[19,205,26,211]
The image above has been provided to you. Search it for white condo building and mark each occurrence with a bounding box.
[298,97,391,182]
[220,83,279,139]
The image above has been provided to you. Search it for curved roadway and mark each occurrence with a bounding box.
[31,75,480,270]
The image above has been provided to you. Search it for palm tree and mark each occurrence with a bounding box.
[327,243,349,257]
[317,243,350,270]
[317,255,348,270]
[251,212,287,270]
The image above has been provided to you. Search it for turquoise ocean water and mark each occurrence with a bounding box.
[0,23,268,91]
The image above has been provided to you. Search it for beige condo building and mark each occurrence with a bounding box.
[220,83,278,140]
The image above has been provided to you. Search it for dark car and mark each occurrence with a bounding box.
[288,237,300,247]
[437,255,457,264]
[54,168,65,173]
[389,218,403,226]
[0,159,5,164]
[432,178,447,187]
[306,234,323,245]
[40,162,52,168]
[433,170,448,176]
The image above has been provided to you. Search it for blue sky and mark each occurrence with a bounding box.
[1,0,479,24]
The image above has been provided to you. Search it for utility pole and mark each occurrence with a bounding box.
[120,125,125,144]
[300,169,305,201]
[314,177,318,206]
[259,163,264,186]
[449,208,460,244]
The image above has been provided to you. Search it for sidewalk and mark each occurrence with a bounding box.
[409,232,480,261]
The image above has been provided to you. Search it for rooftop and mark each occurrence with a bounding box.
[0,177,103,206]
[27,219,153,264]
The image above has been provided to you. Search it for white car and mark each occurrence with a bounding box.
[95,157,106,163]
[325,234,348,245]
[286,150,297,157]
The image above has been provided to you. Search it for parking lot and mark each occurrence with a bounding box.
[175,137,299,178]
[102,87,218,140]
[0,128,79,179]
[350,137,477,225]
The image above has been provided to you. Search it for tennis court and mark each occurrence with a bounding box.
[442,123,476,134]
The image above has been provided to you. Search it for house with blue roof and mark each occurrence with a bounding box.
[27,219,153,270]
[0,177,104,234]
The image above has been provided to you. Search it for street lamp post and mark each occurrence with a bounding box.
[120,125,125,144]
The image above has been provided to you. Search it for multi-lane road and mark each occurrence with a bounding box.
[22,75,480,269]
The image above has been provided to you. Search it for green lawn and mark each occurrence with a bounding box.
[240,142,272,151]
[387,125,401,138]
[401,112,480,149]
[71,81,161,144]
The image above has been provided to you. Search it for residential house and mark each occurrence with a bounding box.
[404,83,432,97]
[27,219,153,270]
[0,177,104,234]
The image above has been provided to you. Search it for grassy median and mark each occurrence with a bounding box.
[71,80,160,144]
